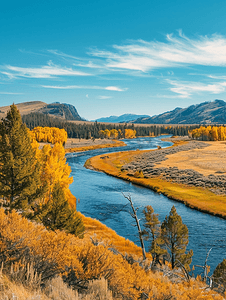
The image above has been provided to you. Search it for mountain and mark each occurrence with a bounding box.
[0,101,82,121]
[95,113,150,123]
[133,100,226,124]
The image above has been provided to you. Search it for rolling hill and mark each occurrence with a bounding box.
[0,101,82,121]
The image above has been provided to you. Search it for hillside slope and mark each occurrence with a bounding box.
[0,101,82,121]
[134,99,226,124]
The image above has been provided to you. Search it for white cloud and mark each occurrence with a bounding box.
[86,94,89,98]
[1,61,91,79]
[89,32,226,72]
[208,75,226,80]
[42,85,127,91]
[105,86,127,91]
[98,96,112,99]
[167,80,226,98]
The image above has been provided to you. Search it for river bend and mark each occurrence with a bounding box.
[66,137,226,275]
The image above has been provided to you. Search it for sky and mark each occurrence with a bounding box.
[2,1,226,120]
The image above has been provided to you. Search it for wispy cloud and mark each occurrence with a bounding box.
[1,61,91,79]
[42,85,127,91]
[105,86,127,91]
[208,75,226,80]
[48,50,105,70]
[89,31,226,72]
[98,95,112,99]
[167,79,226,98]
[47,50,81,61]
[0,92,23,95]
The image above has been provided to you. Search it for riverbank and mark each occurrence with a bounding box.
[65,138,126,153]
[80,213,152,259]
[84,140,226,219]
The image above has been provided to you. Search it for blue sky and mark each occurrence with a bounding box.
[2,0,226,120]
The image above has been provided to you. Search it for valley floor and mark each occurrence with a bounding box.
[65,138,126,152]
[85,138,226,219]
[38,138,126,152]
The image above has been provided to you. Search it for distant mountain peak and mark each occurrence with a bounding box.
[94,113,150,123]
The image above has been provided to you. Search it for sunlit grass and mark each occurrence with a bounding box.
[80,213,151,259]
[65,140,126,153]
[86,150,226,219]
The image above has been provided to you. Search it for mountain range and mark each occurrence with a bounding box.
[94,114,149,123]
[1,99,226,125]
[133,100,226,124]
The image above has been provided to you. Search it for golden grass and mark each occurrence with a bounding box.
[0,273,115,300]
[80,213,152,259]
[158,141,226,176]
[65,140,126,153]
[86,148,226,219]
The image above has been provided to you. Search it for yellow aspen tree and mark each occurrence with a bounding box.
[110,129,118,139]
[40,143,73,202]
[104,129,110,138]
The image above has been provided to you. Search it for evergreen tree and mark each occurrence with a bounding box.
[0,104,42,210]
[160,206,193,270]
[143,206,166,264]
[38,182,85,237]
[213,258,226,289]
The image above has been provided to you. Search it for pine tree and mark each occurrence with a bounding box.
[213,259,226,288]
[0,104,42,210]
[160,206,193,270]
[143,205,166,264]
[38,182,85,237]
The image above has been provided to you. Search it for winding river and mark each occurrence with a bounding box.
[66,136,226,275]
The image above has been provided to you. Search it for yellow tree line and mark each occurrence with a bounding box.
[99,128,136,139]
[190,126,226,141]
[31,126,68,144]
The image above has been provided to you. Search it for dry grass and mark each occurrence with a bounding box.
[65,139,126,153]
[80,213,152,259]
[86,147,226,219]
[157,141,226,176]
[0,101,47,119]
[0,274,115,300]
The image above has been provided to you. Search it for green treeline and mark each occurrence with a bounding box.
[22,112,199,138]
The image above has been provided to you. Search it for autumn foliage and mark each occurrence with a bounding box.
[99,128,136,139]
[190,125,226,141]
[0,209,224,300]
[31,126,68,144]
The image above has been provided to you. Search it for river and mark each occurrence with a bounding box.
[66,136,226,275]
